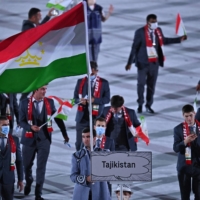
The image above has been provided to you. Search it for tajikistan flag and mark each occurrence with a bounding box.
[47,0,72,11]
[48,96,75,120]
[0,2,87,93]
[175,13,187,36]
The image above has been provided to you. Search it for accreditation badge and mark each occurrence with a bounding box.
[92,104,99,116]
[11,152,16,164]
[185,147,191,165]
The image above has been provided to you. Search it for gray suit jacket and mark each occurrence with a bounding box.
[173,122,200,174]
[102,106,141,151]
[74,77,110,123]
[21,16,50,31]
[19,98,68,146]
[0,134,23,184]
[70,147,111,200]
[103,136,115,151]
[127,26,181,67]
[19,98,56,146]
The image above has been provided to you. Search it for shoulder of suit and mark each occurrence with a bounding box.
[22,20,34,28]
[125,107,135,113]
[104,106,111,112]
[105,136,113,141]
[73,148,87,159]
[136,27,145,33]
[99,77,109,83]
[77,77,86,84]
[95,4,103,10]
[78,77,84,81]
[45,97,53,102]
[21,98,29,104]
[174,123,183,130]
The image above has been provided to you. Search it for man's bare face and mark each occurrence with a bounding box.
[33,12,42,24]
[82,132,96,147]
[34,85,47,100]
[183,112,195,126]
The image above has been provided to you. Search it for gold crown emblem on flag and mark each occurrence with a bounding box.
[15,49,42,67]
[15,42,44,67]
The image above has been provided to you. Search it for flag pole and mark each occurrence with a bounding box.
[83,1,94,152]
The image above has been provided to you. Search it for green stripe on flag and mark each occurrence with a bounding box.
[0,53,87,93]
[56,113,68,120]
[46,2,66,11]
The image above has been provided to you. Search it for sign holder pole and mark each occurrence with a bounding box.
[120,184,123,200]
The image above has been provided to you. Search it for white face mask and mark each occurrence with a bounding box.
[1,125,10,136]
[90,75,96,81]
[150,22,158,30]
[96,127,105,136]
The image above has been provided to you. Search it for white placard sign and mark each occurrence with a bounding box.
[91,151,152,181]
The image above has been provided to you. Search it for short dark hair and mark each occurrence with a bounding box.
[28,8,41,19]
[94,117,106,125]
[146,14,157,22]
[111,95,124,108]
[0,116,8,121]
[33,84,48,93]
[182,104,194,114]
[90,61,98,70]
[82,127,96,137]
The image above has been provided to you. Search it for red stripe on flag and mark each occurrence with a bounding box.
[175,13,181,34]
[62,101,73,108]
[0,3,84,64]
[136,126,149,145]
[58,105,62,113]
[48,96,63,105]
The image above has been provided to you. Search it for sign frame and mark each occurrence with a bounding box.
[91,151,152,182]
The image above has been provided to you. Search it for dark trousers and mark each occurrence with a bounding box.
[22,139,50,197]
[178,172,200,200]
[89,44,100,62]
[0,183,14,200]
[88,189,92,200]
[75,121,89,151]
[137,62,159,107]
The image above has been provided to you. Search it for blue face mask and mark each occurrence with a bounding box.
[1,125,10,136]
[96,126,105,136]
[90,75,96,81]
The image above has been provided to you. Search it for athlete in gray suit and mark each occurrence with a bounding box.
[125,14,187,114]
[102,95,141,151]
[0,116,23,200]
[19,85,69,200]
[73,62,110,150]
[70,127,111,200]
[173,104,200,199]
[20,7,55,101]
[0,93,19,133]
[94,117,115,151]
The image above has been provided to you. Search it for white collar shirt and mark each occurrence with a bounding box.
[32,97,44,113]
